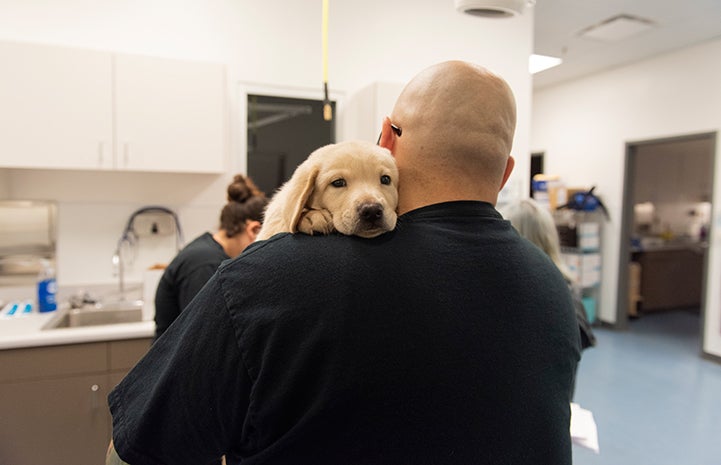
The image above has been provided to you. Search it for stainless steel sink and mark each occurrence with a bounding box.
[42,300,144,329]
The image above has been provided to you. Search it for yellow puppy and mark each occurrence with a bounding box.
[257,140,399,240]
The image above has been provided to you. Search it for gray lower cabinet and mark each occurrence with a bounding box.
[0,338,151,465]
[634,248,704,311]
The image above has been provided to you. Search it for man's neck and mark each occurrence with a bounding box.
[397,185,498,216]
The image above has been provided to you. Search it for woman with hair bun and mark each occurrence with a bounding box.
[153,174,268,341]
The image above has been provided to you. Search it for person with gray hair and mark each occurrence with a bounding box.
[500,198,574,281]
[501,198,597,387]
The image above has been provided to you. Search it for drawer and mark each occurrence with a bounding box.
[109,337,152,371]
[0,342,107,383]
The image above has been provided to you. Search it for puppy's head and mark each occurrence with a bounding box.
[306,140,399,238]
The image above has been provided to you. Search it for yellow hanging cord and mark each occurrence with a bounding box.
[322,0,332,121]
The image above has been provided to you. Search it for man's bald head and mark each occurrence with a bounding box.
[384,61,516,212]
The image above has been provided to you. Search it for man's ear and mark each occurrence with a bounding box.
[499,155,515,191]
[378,116,396,153]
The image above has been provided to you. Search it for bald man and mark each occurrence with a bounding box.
[381,61,517,214]
[108,61,580,465]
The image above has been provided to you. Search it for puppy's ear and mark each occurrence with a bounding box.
[284,165,319,233]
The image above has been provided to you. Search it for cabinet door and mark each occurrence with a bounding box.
[0,41,114,169]
[341,81,404,142]
[638,249,703,311]
[115,54,226,173]
[0,374,111,465]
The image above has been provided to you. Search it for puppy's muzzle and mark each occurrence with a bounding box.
[351,201,396,238]
[359,203,384,224]
[359,202,385,227]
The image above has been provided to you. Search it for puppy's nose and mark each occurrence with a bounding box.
[359,203,383,223]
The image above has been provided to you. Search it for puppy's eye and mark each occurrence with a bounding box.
[380,175,391,185]
[331,178,347,188]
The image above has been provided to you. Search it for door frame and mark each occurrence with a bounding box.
[616,132,717,341]
[236,82,344,175]
[530,152,544,197]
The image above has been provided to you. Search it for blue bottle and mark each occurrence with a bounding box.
[37,259,57,313]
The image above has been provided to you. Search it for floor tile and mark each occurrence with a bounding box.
[573,310,721,465]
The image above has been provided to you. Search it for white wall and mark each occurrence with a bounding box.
[531,38,721,358]
[0,1,533,286]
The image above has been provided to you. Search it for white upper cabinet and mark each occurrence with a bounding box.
[0,41,114,169]
[340,82,404,142]
[115,54,226,173]
[0,41,226,173]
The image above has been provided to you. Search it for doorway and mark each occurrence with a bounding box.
[616,132,716,339]
[246,94,336,196]
[530,152,544,197]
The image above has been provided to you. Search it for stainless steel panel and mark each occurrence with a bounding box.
[0,200,57,286]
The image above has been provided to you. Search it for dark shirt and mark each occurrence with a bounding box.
[111,201,581,465]
[153,232,228,340]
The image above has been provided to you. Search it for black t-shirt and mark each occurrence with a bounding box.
[154,232,229,340]
[111,201,580,465]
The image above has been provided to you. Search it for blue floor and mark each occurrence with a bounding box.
[573,310,721,465]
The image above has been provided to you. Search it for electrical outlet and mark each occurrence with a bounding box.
[133,213,176,237]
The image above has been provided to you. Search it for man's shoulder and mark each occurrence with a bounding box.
[220,233,353,271]
[214,234,368,308]
[249,232,353,253]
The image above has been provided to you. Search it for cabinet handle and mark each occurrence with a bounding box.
[91,384,99,409]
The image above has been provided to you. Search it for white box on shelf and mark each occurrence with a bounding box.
[577,222,600,251]
[562,252,601,288]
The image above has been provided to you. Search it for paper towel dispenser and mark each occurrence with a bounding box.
[0,200,57,286]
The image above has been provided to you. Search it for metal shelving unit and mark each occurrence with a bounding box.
[554,209,604,323]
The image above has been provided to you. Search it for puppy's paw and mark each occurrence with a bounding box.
[297,209,335,235]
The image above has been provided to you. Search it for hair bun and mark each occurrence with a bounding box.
[227,174,265,203]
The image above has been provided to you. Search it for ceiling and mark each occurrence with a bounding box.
[532,0,721,89]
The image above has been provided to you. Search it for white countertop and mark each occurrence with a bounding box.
[0,310,154,350]
[0,282,154,350]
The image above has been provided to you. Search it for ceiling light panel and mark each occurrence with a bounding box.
[529,54,562,74]
[579,14,655,42]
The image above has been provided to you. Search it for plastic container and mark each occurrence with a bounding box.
[37,259,57,313]
[581,297,596,324]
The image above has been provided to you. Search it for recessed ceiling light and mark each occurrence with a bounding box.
[578,14,655,42]
[529,54,562,74]
[454,0,535,18]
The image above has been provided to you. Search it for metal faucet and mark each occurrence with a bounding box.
[112,206,183,301]
[111,249,126,301]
